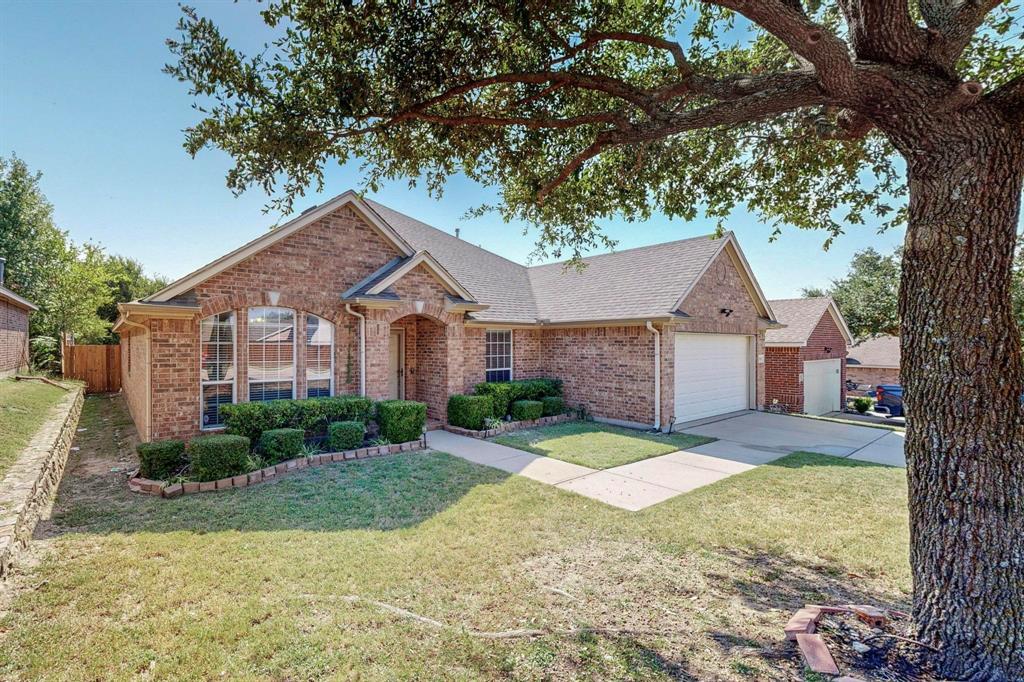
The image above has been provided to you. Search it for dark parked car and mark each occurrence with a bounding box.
[875,384,904,417]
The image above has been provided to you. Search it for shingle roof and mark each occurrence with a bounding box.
[764,298,835,344]
[367,200,735,324]
[364,200,539,323]
[847,335,900,368]
[527,235,726,323]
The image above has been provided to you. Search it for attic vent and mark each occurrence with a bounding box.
[300,204,319,215]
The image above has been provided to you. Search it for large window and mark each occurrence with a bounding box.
[485,329,513,382]
[306,314,334,398]
[200,312,235,429]
[248,307,295,401]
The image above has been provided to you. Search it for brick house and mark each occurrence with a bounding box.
[114,191,783,442]
[0,257,37,378]
[846,335,900,389]
[764,297,853,414]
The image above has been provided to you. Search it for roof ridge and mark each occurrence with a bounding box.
[769,296,833,303]
[526,232,723,271]
[363,198,529,272]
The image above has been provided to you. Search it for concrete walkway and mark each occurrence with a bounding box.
[426,430,762,511]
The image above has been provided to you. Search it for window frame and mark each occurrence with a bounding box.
[484,328,514,383]
[199,311,237,431]
[247,306,297,403]
[305,313,334,399]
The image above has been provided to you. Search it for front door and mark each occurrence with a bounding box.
[388,330,404,399]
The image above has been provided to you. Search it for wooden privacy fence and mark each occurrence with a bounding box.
[63,342,121,393]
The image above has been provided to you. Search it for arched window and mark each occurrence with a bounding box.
[306,314,334,398]
[248,307,295,402]
[200,311,235,429]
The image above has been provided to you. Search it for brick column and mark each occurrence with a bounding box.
[364,312,391,400]
[236,308,248,403]
[294,310,307,400]
[442,322,465,422]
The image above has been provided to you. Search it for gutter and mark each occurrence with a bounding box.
[345,304,366,396]
[645,321,661,432]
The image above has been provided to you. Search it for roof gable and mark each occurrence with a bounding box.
[765,297,853,346]
[147,191,416,303]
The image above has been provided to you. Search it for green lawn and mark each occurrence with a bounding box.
[0,378,70,479]
[0,395,911,681]
[493,420,715,469]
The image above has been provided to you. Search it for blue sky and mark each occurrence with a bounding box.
[1,0,908,298]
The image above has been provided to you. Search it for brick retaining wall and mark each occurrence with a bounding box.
[0,385,84,579]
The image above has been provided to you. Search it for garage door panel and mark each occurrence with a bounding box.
[674,333,750,423]
[803,358,841,415]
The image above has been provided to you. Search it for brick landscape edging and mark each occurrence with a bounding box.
[442,413,573,439]
[129,436,428,498]
[0,385,84,580]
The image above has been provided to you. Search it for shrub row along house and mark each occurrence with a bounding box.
[113,190,841,442]
[0,257,37,378]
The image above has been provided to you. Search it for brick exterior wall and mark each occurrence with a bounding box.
[764,309,848,413]
[127,202,771,441]
[0,298,30,378]
[120,327,151,440]
[846,366,899,390]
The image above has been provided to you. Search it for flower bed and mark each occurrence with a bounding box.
[129,436,426,498]
[442,412,572,439]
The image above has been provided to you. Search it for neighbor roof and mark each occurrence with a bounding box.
[0,284,38,312]
[765,297,853,346]
[847,335,900,368]
[145,191,776,325]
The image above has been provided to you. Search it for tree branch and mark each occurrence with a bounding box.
[550,32,694,78]
[987,72,1024,123]
[920,0,1003,64]
[704,0,858,97]
[838,0,928,64]
[536,73,826,201]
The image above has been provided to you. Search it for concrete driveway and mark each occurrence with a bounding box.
[683,411,906,467]
[425,412,905,512]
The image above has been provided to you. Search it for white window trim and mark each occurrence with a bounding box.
[247,306,298,403]
[199,311,237,431]
[485,328,514,382]
[306,314,335,398]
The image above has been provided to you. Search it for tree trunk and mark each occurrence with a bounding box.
[900,127,1024,680]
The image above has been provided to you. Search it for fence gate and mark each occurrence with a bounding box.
[62,342,121,393]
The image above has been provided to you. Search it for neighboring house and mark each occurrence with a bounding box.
[764,297,853,415]
[114,191,781,442]
[0,257,38,378]
[846,335,901,388]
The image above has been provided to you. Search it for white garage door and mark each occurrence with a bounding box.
[803,358,842,415]
[674,333,751,423]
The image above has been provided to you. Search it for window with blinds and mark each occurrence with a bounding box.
[248,307,295,402]
[200,311,235,428]
[485,329,512,382]
[306,314,333,398]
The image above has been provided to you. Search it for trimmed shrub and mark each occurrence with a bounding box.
[328,421,364,451]
[189,434,251,481]
[853,397,873,414]
[510,399,543,421]
[376,400,426,443]
[259,428,305,463]
[473,378,563,418]
[221,395,376,444]
[540,396,565,417]
[136,440,186,480]
[220,402,277,445]
[448,394,494,430]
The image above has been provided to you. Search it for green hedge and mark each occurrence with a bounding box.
[328,421,364,451]
[510,399,543,421]
[541,396,565,417]
[376,400,426,444]
[447,394,494,430]
[189,434,251,481]
[221,395,374,444]
[473,378,562,418]
[259,428,305,463]
[136,440,185,480]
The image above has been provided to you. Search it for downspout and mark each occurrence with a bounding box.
[345,304,366,396]
[645,321,661,431]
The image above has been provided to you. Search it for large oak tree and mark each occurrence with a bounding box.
[167,1,1023,677]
